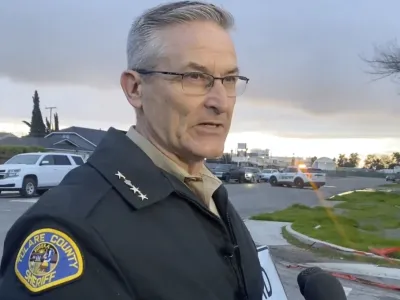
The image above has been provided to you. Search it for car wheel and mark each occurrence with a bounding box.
[269,177,278,186]
[20,177,37,198]
[294,178,304,189]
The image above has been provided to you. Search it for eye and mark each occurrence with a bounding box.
[185,72,208,81]
[224,76,238,83]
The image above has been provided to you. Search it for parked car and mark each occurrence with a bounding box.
[229,167,261,183]
[386,173,400,183]
[212,164,237,182]
[269,166,326,189]
[259,169,279,182]
[0,152,84,197]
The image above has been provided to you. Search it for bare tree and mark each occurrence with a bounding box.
[362,40,400,82]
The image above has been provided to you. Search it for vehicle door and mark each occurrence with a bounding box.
[284,167,297,182]
[52,155,74,184]
[37,155,56,187]
[261,169,272,181]
[251,168,261,181]
[229,166,241,180]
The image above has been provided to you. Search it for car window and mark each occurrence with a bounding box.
[53,155,72,165]
[262,170,271,173]
[40,155,55,165]
[72,156,84,165]
[5,154,41,165]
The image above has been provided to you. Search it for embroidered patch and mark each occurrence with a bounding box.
[14,228,84,293]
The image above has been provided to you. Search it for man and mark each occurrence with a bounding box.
[0,1,264,299]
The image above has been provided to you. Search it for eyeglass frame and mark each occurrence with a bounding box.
[132,69,250,96]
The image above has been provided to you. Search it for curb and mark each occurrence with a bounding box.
[285,263,400,291]
[285,224,400,263]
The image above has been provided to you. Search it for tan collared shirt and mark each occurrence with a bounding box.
[126,126,222,216]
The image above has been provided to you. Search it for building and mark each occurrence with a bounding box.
[0,126,107,160]
[312,157,336,171]
[0,132,17,141]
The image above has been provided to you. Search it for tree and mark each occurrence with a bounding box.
[348,153,360,167]
[380,154,393,169]
[362,40,400,83]
[45,118,51,134]
[364,154,385,170]
[24,90,46,137]
[310,156,318,165]
[221,153,232,164]
[337,154,347,167]
[392,152,400,164]
[54,113,60,131]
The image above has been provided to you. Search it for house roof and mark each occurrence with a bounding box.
[48,126,107,145]
[0,132,17,140]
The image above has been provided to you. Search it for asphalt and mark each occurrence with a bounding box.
[226,176,385,218]
[0,176,394,299]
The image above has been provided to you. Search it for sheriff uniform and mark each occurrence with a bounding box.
[0,127,264,300]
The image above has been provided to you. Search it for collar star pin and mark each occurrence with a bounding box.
[115,171,148,201]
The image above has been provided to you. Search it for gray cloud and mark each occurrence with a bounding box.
[1,0,400,139]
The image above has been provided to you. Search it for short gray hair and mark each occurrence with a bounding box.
[126,1,235,70]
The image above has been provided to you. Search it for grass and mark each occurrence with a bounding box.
[380,183,400,188]
[251,191,400,258]
[281,227,400,267]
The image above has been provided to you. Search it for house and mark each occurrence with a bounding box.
[0,126,108,160]
[0,132,17,141]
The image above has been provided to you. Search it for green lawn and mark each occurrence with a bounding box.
[251,191,400,258]
[380,183,400,188]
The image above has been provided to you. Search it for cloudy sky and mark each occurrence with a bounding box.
[1,0,399,158]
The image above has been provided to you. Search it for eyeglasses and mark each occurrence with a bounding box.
[133,69,249,97]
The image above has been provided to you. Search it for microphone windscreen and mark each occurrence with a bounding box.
[297,267,324,296]
[303,271,347,300]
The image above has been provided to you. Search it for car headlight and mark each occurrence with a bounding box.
[6,169,21,178]
[245,172,253,177]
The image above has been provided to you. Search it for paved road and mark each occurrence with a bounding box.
[0,176,391,299]
[227,176,385,218]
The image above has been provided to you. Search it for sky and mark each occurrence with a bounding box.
[1,0,400,159]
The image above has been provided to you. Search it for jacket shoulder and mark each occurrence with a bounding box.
[26,163,112,220]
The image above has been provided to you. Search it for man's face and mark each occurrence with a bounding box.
[124,21,238,160]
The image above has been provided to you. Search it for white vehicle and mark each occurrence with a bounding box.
[259,169,279,182]
[0,152,84,197]
[269,166,326,189]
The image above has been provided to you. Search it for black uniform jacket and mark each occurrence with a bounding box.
[0,128,264,300]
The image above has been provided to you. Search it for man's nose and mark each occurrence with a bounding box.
[204,80,230,114]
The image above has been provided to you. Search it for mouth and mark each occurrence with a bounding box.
[197,122,224,128]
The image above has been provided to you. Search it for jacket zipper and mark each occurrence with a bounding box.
[226,213,249,300]
[175,191,249,300]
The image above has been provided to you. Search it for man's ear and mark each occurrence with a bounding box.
[120,70,143,109]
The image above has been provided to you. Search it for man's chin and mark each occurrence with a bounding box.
[192,146,224,160]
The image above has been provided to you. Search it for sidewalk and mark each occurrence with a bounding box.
[244,219,400,292]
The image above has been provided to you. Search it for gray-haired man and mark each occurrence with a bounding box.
[0,2,264,299]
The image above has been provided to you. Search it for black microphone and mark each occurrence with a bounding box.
[297,267,324,296]
[297,267,347,300]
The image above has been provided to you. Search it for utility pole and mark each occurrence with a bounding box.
[45,106,57,131]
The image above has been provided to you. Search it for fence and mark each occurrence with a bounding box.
[325,169,387,178]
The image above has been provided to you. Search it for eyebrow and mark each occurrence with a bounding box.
[184,62,240,76]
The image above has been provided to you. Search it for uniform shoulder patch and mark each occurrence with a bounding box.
[14,228,84,293]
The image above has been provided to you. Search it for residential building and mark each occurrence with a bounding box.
[0,126,107,160]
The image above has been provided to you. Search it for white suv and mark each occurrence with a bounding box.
[0,152,84,197]
[269,166,326,189]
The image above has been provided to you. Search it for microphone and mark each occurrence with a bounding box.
[297,267,324,296]
[297,267,347,300]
